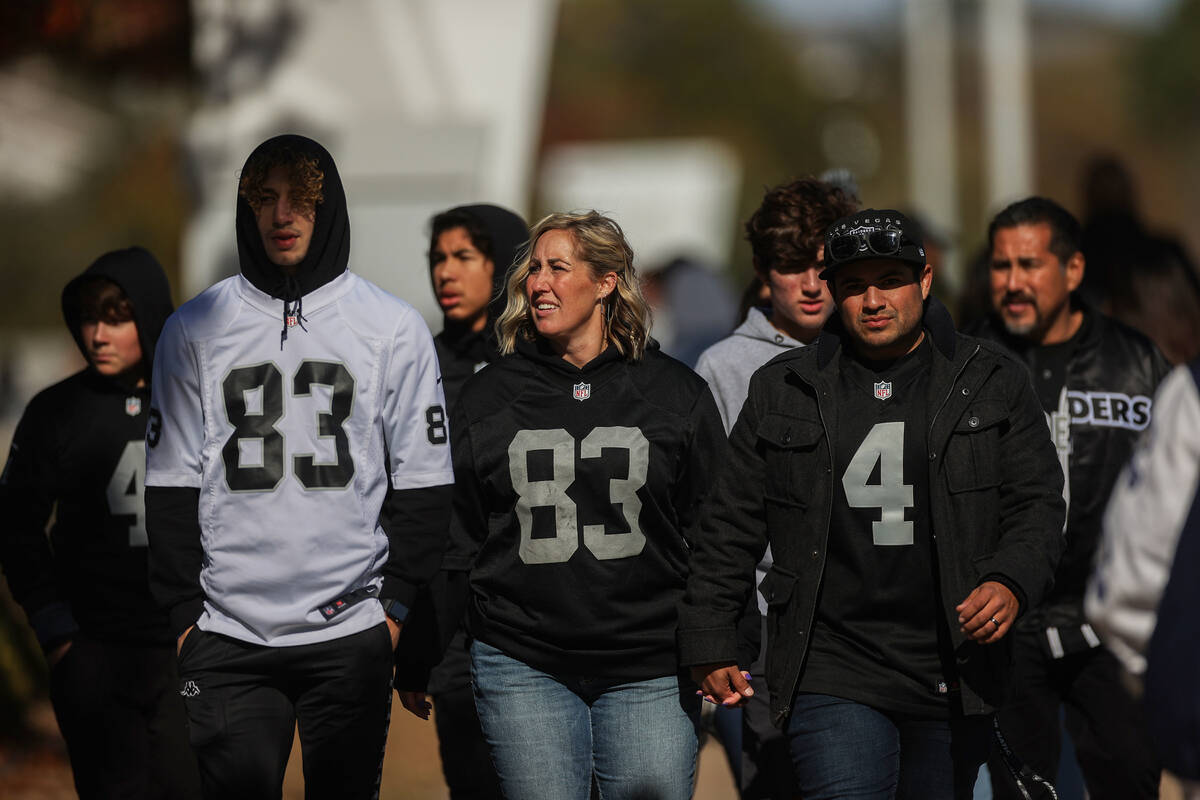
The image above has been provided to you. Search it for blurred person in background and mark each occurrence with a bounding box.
[973,196,1170,800]
[640,255,737,368]
[145,134,453,799]
[405,203,527,800]
[693,176,857,799]
[1080,154,1200,364]
[1087,357,1200,800]
[682,208,1066,800]
[0,247,200,799]
[451,211,727,800]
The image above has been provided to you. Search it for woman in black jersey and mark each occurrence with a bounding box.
[449,211,727,800]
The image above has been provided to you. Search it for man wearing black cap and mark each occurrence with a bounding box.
[0,247,200,798]
[145,135,454,798]
[679,210,1067,799]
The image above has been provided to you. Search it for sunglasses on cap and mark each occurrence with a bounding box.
[827,228,907,263]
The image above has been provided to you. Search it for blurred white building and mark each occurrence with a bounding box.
[182,0,559,325]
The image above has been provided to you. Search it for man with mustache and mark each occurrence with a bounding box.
[681,209,1066,799]
[145,135,453,798]
[973,196,1169,800]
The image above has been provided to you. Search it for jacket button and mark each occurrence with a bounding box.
[782,431,792,444]
[968,416,980,428]
[797,630,805,637]
[961,387,970,396]
[929,452,937,460]
[775,334,784,343]
[811,549,819,560]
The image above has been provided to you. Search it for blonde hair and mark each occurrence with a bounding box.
[496,211,652,361]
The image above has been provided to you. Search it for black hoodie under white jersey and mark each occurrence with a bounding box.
[0,247,174,648]
[451,339,728,680]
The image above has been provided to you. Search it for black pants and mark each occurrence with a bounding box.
[177,622,394,800]
[990,631,1160,800]
[741,617,799,800]
[432,683,504,799]
[49,635,201,800]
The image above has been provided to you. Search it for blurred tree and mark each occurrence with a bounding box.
[541,0,828,275]
[1129,0,1200,140]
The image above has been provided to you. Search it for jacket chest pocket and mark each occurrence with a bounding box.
[756,413,824,507]
[945,400,1006,493]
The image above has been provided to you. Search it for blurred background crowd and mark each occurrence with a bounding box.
[1,0,1198,797]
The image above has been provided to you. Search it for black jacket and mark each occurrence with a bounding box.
[0,247,174,648]
[678,298,1066,726]
[971,304,1170,630]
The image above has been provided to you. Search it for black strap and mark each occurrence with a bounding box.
[993,716,1059,800]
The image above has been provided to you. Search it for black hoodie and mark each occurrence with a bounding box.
[410,204,527,695]
[0,247,175,648]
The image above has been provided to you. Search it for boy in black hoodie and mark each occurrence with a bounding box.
[0,247,200,798]
[420,204,526,799]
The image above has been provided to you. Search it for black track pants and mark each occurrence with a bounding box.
[176,622,394,800]
[50,635,201,800]
[989,630,1160,800]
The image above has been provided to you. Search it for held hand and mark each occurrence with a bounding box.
[47,640,72,668]
[385,617,402,651]
[397,691,432,720]
[956,581,1019,644]
[690,663,754,708]
[176,625,195,656]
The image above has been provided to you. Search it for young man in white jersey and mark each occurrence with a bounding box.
[145,135,454,799]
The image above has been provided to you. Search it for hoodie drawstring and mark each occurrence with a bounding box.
[278,274,309,350]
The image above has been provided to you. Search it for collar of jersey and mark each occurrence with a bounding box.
[235,269,354,318]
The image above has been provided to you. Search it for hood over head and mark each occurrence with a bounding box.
[429,203,527,319]
[428,203,527,346]
[236,134,349,300]
[61,246,174,382]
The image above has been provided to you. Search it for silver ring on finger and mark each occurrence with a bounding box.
[990,616,1000,627]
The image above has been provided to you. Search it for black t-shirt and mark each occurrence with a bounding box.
[799,336,953,716]
[1022,313,1090,413]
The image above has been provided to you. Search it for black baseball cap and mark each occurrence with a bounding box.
[820,209,927,280]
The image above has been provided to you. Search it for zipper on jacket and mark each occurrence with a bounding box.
[774,368,836,729]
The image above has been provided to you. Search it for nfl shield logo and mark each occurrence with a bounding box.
[573,382,591,401]
[125,396,142,416]
[873,381,892,401]
[286,315,299,327]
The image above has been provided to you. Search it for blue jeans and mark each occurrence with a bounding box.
[469,639,700,800]
[786,693,992,800]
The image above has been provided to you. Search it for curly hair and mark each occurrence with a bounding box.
[238,142,325,215]
[496,211,652,361]
[745,178,858,274]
